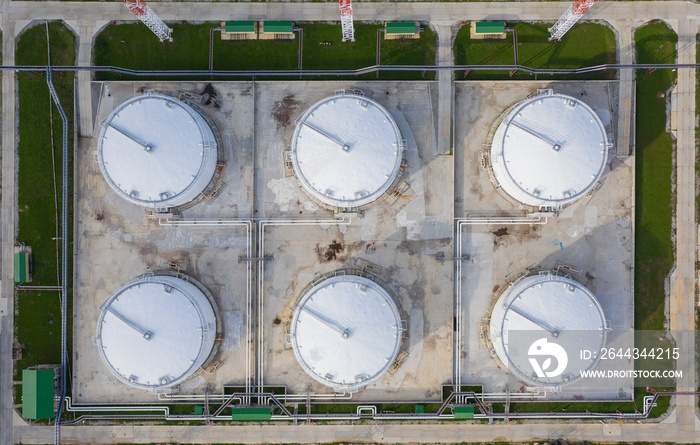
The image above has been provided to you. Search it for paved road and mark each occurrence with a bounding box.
[612,20,635,156]
[668,16,698,443]
[6,420,693,444]
[0,1,697,22]
[72,21,94,137]
[1,0,17,443]
[0,1,697,444]
[436,23,454,155]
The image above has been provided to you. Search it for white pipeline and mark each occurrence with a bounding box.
[62,396,169,416]
[257,217,352,394]
[159,217,254,404]
[453,215,548,402]
[157,392,352,403]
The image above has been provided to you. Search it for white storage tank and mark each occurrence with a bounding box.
[96,273,217,391]
[290,92,405,209]
[290,273,402,392]
[97,91,219,209]
[488,272,607,386]
[490,91,609,207]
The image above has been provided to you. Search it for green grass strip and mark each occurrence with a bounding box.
[94,22,436,80]
[454,22,617,80]
[633,20,677,332]
[15,21,75,375]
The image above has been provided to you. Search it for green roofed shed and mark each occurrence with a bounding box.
[453,405,475,419]
[474,22,506,34]
[386,22,417,34]
[15,251,27,282]
[225,21,255,33]
[22,369,55,420]
[263,21,294,33]
[231,407,272,421]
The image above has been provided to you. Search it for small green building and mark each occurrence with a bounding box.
[221,21,258,40]
[225,21,255,33]
[14,246,32,283]
[453,405,475,419]
[474,21,506,35]
[22,369,55,420]
[386,22,417,35]
[231,407,272,421]
[14,251,28,282]
[262,21,294,34]
[259,21,295,40]
[385,22,420,40]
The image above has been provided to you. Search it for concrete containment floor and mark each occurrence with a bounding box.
[73,80,633,405]
[75,82,255,403]
[454,81,634,401]
[255,82,453,401]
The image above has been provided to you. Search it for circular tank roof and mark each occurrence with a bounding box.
[291,274,402,391]
[489,273,607,386]
[97,274,217,390]
[97,92,219,209]
[490,92,609,207]
[290,93,404,208]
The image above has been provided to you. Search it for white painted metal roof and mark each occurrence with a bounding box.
[96,274,217,390]
[97,92,218,209]
[291,274,402,391]
[490,92,609,207]
[291,93,404,208]
[489,272,607,386]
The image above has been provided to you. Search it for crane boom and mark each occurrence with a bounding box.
[549,0,596,41]
[121,0,173,41]
[339,0,355,42]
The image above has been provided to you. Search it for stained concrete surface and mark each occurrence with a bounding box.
[74,82,254,403]
[255,82,453,401]
[74,80,633,405]
[75,81,455,403]
[454,81,634,400]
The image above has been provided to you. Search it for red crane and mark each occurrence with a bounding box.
[121,0,172,41]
